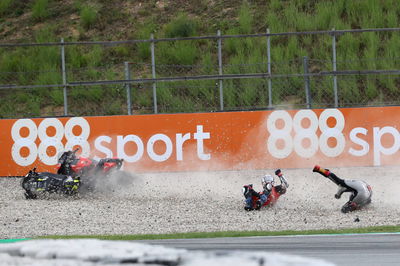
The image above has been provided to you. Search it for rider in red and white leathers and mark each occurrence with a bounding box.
[243,169,289,211]
[313,165,372,213]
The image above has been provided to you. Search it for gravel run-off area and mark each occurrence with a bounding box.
[1,166,399,239]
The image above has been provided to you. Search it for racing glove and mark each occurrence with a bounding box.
[335,185,346,199]
[275,169,282,177]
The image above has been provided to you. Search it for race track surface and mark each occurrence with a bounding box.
[1,166,400,239]
[137,233,400,266]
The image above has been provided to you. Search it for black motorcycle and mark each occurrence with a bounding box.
[21,168,81,199]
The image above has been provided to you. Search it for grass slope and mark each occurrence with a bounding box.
[0,0,399,117]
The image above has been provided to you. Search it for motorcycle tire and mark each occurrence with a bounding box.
[24,192,37,200]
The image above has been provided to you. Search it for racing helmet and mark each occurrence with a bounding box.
[261,174,274,190]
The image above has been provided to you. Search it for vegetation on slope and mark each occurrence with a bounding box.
[0,0,399,117]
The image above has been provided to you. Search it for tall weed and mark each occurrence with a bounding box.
[238,1,253,34]
[361,0,384,28]
[0,0,13,15]
[49,89,64,106]
[199,51,216,75]
[86,45,103,66]
[314,1,342,29]
[32,0,50,22]
[136,21,156,60]
[164,13,197,38]
[386,9,398,28]
[157,41,198,66]
[80,5,97,30]
[269,0,282,11]
[338,76,360,105]
[283,2,298,30]
[361,32,378,69]
[380,34,400,93]
[386,34,400,59]
[105,100,124,115]
[223,80,237,108]
[34,65,61,86]
[344,1,366,27]
[34,25,56,43]
[67,46,87,69]
[26,94,41,116]
[157,84,197,113]
[295,12,314,31]
[224,28,241,56]
[265,13,285,33]
[365,79,378,100]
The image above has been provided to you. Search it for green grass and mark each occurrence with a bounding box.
[31,0,50,22]
[136,22,156,60]
[0,0,13,15]
[80,5,97,30]
[36,225,400,240]
[238,1,253,34]
[157,41,198,66]
[163,13,198,38]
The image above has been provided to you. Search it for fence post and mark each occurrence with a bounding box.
[303,56,311,109]
[217,30,224,111]
[124,61,132,115]
[60,38,68,116]
[150,34,158,114]
[266,28,272,108]
[332,28,338,108]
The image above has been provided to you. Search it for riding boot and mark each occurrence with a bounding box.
[313,165,330,177]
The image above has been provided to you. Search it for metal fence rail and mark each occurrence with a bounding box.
[0,27,399,118]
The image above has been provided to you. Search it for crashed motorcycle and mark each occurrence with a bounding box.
[21,168,81,199]
[56,148,124,191]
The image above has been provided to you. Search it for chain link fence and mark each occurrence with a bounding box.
[0,28,399,118]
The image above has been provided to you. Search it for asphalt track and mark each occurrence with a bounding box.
[138,233,400,266]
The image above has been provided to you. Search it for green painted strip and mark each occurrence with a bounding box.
[36,225,400,240]
[0,238,31,243]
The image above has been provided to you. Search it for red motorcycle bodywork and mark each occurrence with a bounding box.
[103,160,119,172]
[57,156,120,175]
[251,186,283,209]
[71,157,93,173]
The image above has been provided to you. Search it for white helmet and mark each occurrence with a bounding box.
[261,174,274,186]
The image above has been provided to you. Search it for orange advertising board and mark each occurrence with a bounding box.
[1,106,400,176]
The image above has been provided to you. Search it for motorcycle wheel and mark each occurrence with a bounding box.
[24,192,37,200]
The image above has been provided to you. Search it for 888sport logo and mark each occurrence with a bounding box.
[11,117,90,166]
[266,109,345,159]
